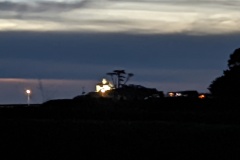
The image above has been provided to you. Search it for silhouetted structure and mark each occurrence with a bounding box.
[167,90,199,98]
[96,78,113,93]
[208,48,240,98]
[92,70,163,100]
[104,84,164,100]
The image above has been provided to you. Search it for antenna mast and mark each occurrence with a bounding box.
[38,79,45,103]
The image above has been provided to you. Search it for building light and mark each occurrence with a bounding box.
[169,92,174,97]
[198,94,205,99]
[176,93,182,96]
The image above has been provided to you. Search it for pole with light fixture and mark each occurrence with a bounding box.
[26,89,31,106]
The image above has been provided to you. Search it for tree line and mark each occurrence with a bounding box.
[208,48,240,98]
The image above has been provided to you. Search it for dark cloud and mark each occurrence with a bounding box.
[0,2,28,12]
[0,31,239,95]
[0,31,238,68]
[0,1,89,13]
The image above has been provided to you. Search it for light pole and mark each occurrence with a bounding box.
[26,89,31,106]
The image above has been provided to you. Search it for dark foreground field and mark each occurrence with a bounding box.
[1,98,240,159]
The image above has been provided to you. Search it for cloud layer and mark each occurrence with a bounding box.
[0,0,240,34]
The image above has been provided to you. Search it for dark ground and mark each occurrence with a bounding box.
[1,97,240,159]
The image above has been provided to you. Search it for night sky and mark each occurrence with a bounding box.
[0,0,239,104]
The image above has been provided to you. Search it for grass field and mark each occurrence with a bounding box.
[1,98,240,159]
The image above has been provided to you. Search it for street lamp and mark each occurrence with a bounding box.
[26,89,31,106]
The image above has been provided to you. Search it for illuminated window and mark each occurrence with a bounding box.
[176,93,182,96]
[198,94,205,99]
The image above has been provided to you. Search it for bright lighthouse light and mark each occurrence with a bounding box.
[102,78,107,85]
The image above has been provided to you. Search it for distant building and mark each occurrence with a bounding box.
[198,93,213,99]
[94,77,164,100]
[96,78,114,93]
[167,90,199,98]
[104,84,164,100]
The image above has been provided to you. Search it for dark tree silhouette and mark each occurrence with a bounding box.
[228,48,240,68]
[107,70,134,88]
[114,70,126,88]
[208,48,240,97]
[124,73,134,85]
[106,72,116,87]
